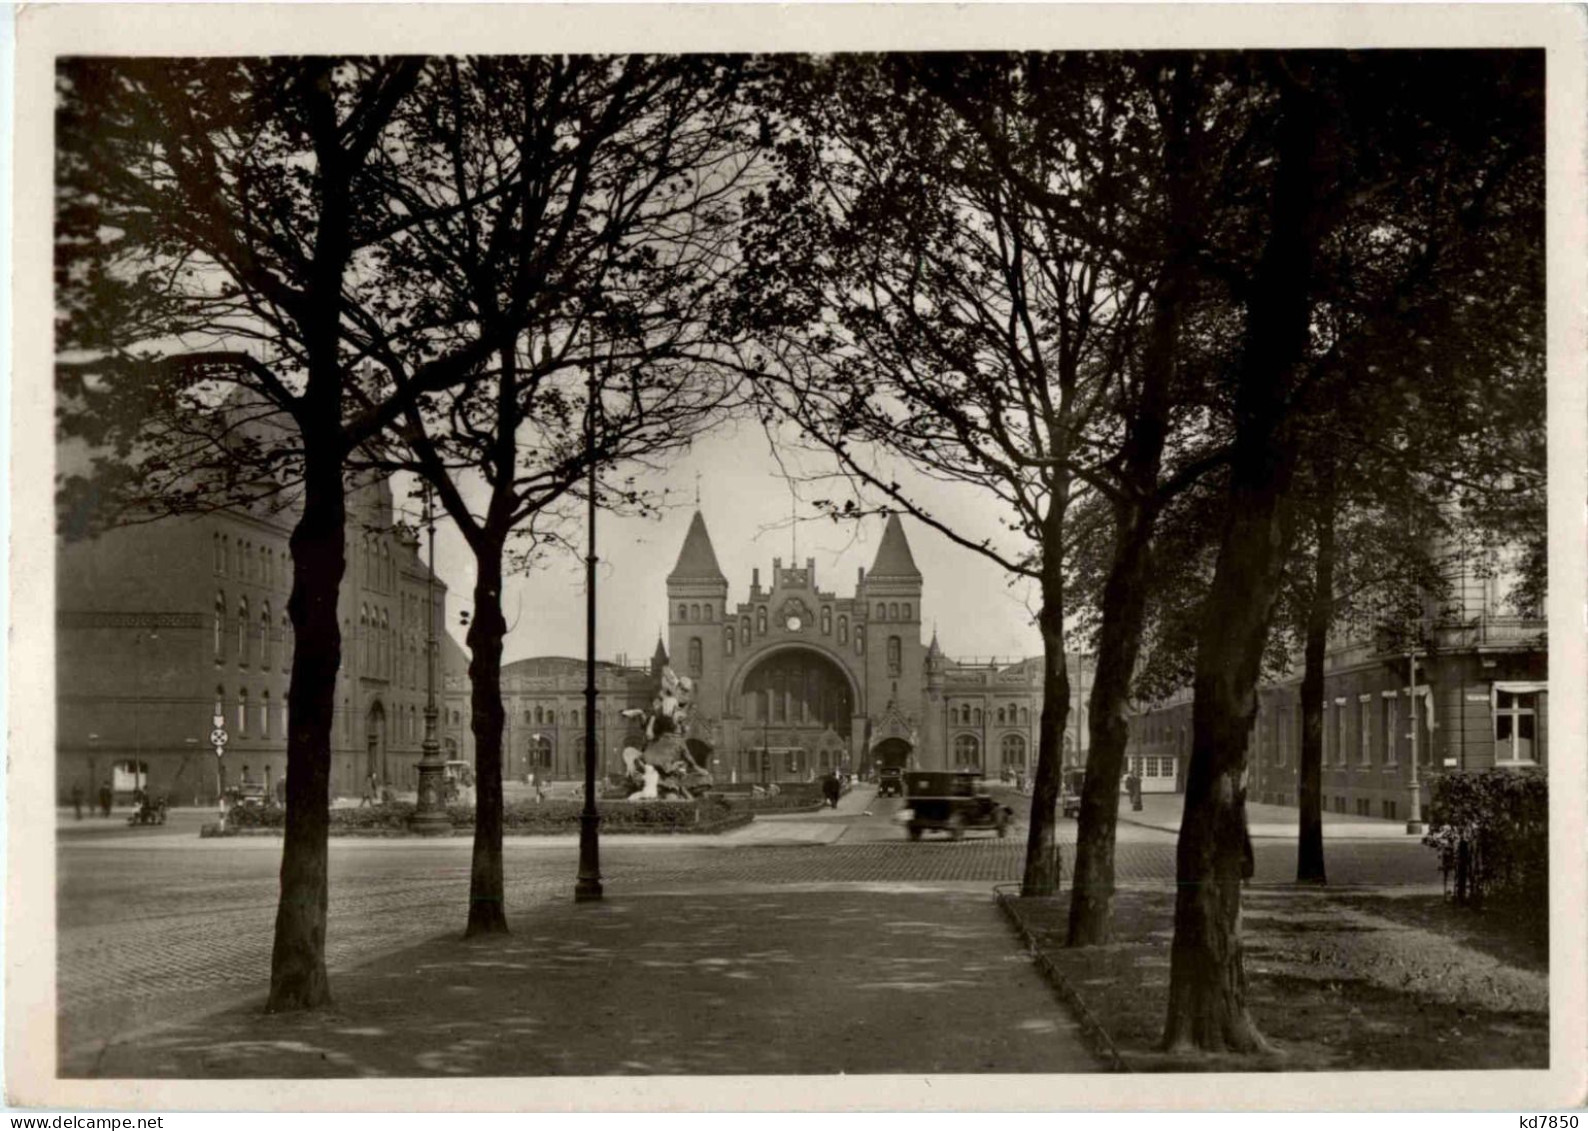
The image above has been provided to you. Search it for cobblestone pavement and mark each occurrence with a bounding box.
[57,802,1438,1067]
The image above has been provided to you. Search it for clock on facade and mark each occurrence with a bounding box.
[785,615,802,631]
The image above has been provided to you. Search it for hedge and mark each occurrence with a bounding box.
[1423,768,1547,932]
[204,796,752,837]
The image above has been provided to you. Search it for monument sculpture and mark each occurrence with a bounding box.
[620,666,713,800]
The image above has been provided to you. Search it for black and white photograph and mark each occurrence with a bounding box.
[7,2,1586,1115]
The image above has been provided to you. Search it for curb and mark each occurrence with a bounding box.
[995,888,1131,1074]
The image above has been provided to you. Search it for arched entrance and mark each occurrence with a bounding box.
[873,737,912,770]
[366,701,388,787]
[735,647,856,783]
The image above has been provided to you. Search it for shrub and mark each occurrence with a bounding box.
[202,796,752,836]
[1423,768,1547,924]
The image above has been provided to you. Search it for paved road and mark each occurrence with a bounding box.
[56,790,1439,1068]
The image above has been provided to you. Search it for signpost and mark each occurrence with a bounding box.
[211,712,229,821]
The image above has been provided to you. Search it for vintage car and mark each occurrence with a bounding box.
[1061,768,1085,819]
[876,766,905,798]
[902,770,1012,841]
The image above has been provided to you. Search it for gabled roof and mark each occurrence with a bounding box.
[869,513,922,579]
[667,511,727,583]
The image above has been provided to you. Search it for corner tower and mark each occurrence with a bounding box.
[860,514,926,760]
[666,512,730,720]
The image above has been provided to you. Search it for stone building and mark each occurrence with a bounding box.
[56,477,462,804]
[651,510,1090,783]
[1125,544,1548,814]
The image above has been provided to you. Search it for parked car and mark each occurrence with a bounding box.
[1061,768,1085,819]
[903,770,1012,841]
[876,766,905,798]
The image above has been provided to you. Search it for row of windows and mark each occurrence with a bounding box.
[721,616,870,657]
[1127,755,1177,779]
[215,685,284,739]
[214,592,293,671]
[521,706,607,727]
[951,704,1033,727]
[212,533,282,588]
[357,538,398,594]
[950,733,1029,768]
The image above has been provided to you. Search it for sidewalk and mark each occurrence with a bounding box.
[1115,793,1422,841]
[74,883,1103,1078]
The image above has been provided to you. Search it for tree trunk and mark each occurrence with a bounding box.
[1069,59,1196,945]
[1068,500,1156,944]
[466,542,511,936]
[1162,65,1327,1053]
[1296,472,1336,884]
[1021,514,1070,898]
[267,443,344,1012]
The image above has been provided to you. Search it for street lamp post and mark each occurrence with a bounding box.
[1405,649,1425,835]
[411,485,451,835]
[574,343,604,903]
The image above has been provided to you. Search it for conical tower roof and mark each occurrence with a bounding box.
[667,511,727,584]
[869,513,921,579]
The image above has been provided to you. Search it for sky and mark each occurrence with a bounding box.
[408,418,1049,669]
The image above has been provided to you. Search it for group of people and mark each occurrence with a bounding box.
[69,780,113,819]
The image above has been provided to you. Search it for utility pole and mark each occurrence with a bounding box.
[410,485,450,834]
[575,336,604,903]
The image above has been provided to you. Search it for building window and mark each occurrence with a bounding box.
[821,607,831,635]
[282,615,292,673]
[740,617,751,646]
[214,685,225,721]
[1337,701,1349,766]
[953,734,981,768]
[887,635,901,675]
[838,616,848,645]
[688,637,703,678]
[1020,707,1030,726]
[1495,688,1540,764]
[704,604,713,623]
[997,707,1006,725]
[381,609,391,677]
[238,689,249,735]
[855,632,864,656]
[876,602,887,620]
[261,691,271,738]
[261,603,272,668]
[903,602,911,621]
[1001,733,1027,767]
[889,602,899,620]
[213,533,225,574]
[1359,696,1372,766]
[725,626,736,657]
[237,597,249,665]
[214,592,226,661]
[757,607,768,635]
[679,604,689,623]
[1382,695,1399,765]
[530,734,553,768]
[973,708,982,726]
[691,604,700,622]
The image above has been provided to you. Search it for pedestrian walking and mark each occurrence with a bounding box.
[71,781,83,820]
[1126,770,1143,811]
[98,779,113,817]
[821,771,841,809]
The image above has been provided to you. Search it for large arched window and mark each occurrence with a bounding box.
[954,734,981,768]
[237,597,249,665]
[1001,733,1027,767]
[688,637,703,677]
[887,635,902,675]
[214,592,226,660]
[529,734,553,768]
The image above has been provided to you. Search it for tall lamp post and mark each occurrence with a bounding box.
[411,485,450,835]
[1405,649,1425,835]
[575,345,604,902]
